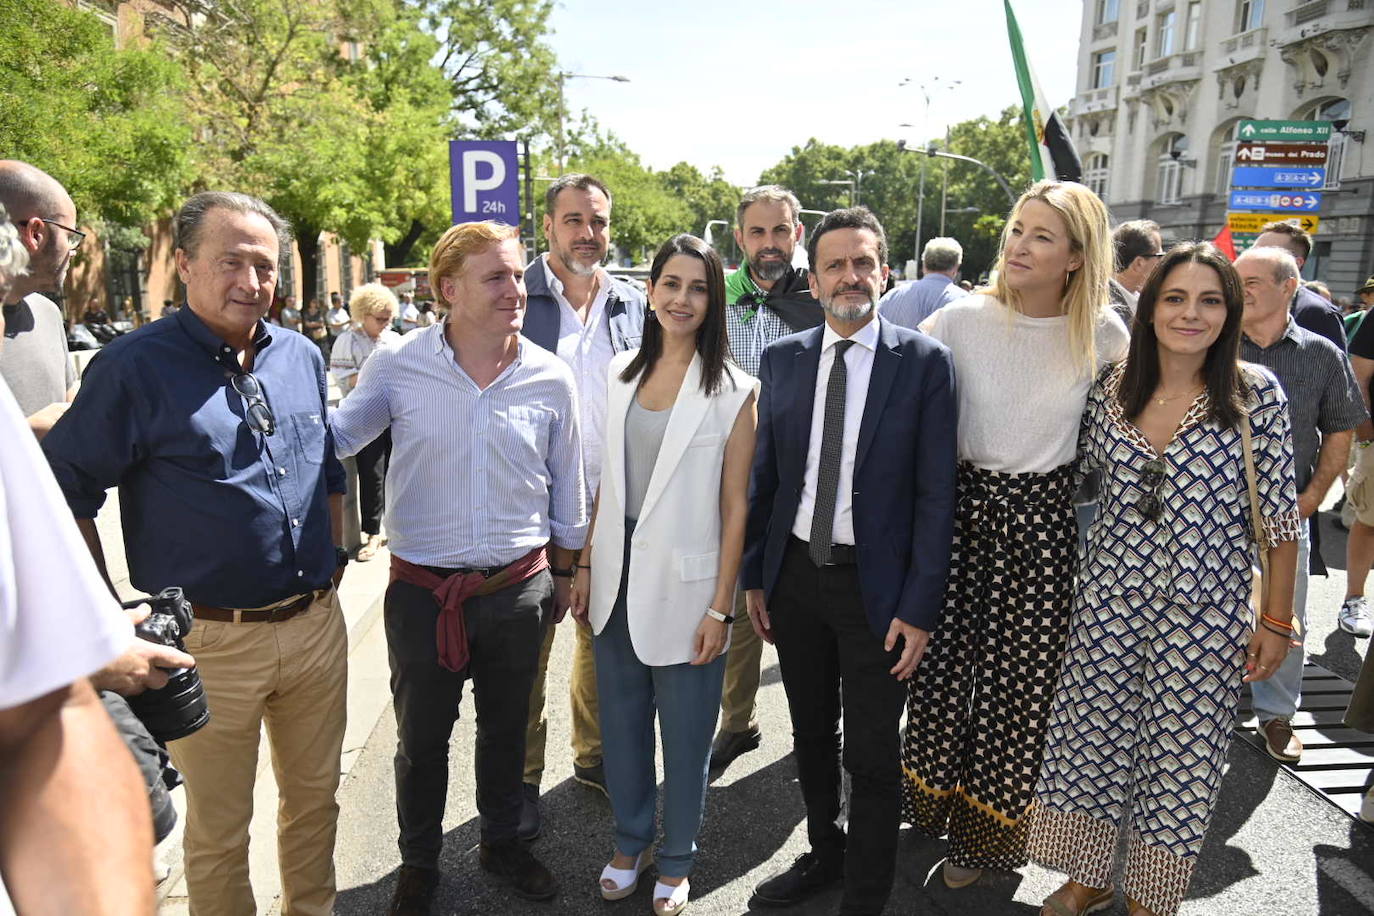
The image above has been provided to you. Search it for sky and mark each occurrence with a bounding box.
[545,0,1085,186]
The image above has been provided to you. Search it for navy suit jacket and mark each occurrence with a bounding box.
[521,255,646,355]
[742,316,958,637]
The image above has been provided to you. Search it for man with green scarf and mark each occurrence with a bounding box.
[712,184,825,772]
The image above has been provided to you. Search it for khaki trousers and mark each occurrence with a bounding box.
[524,619,601,784]
[719,589,762,733]
[170,589,349,916]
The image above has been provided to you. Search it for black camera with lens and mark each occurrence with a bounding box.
[122,587,210,742]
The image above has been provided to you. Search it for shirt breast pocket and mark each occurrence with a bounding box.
[288,411,327,467]
[505,405,551,455]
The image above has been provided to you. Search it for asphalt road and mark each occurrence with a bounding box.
[331,503,1374,916]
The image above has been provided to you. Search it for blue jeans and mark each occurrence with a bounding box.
[1250,529,1311,721]
[593,527,725,877]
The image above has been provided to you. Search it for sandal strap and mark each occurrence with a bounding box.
[653,878,690,905]
[600,850,651,891]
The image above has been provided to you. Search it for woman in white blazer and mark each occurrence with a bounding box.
[570,234,757,915]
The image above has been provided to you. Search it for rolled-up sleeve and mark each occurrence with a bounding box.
[1253,382,1302,547]
[42,353,144,518]
[546,378,587,550]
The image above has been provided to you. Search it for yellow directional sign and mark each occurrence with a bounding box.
[1227,212,1319,234]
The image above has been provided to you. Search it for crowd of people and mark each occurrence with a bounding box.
[1,152,1373,916]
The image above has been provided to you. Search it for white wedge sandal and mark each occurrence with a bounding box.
[652,877,690,915]
[599,849,654,901]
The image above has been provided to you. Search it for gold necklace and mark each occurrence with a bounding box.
[1153,385,1202,407]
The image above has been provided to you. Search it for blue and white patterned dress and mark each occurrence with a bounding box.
[1029,362,1302,916]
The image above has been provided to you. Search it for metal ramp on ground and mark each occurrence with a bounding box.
[1237,661,1373,822]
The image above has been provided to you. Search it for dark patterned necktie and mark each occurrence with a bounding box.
[809,339,855,566]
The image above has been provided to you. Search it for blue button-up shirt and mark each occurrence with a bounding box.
[330,322,587,568]
[43,306,346,608]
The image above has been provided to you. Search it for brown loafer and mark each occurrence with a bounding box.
[1042,881,1113,916]
[1260,717,1303,763]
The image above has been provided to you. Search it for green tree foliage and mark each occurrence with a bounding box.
[757,108,1033,281]
[0,0,192,229]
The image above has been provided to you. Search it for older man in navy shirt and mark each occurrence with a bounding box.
[44,192,350,916]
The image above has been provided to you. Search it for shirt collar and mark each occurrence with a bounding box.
[431,316,526,364]
[821,315,880,353]
[541,254,606,301]
[175,303,273,370]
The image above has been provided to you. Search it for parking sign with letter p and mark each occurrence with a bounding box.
[449,140,520,226]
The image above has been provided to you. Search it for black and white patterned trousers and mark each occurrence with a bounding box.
[901,461,1077,870]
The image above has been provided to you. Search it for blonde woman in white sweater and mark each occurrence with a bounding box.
[900,180,1129,888]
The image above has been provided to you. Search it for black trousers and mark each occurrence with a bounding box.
[355,428,391,535]
[771,537,908,916]
[384,568,552,866]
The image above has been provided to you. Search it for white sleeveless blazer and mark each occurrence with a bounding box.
[588,349,758,665]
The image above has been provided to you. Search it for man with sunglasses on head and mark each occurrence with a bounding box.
[0,160,82,438]
[44,191,352,916]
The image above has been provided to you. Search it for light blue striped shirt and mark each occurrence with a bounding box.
[330,322,587,567]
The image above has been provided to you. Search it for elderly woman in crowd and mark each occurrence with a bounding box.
[901,180,1130,887]
[330,282,400,562]
[1029,242,1300,916]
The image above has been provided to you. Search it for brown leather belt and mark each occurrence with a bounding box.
[192,591,315,623]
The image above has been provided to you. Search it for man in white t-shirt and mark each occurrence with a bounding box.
[0,373,153,913]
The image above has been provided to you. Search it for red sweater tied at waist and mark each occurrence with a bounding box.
[389,547,550,672]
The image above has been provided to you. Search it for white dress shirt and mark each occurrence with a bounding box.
[792,317,880,546]
[543,255,615,501]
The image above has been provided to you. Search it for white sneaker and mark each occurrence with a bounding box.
[1339,596,1374,637]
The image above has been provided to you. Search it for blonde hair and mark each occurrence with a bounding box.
[429,221,521,309]
[990,180,1114,375]
[348,282,399,323]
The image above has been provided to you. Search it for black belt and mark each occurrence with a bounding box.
[420,559,515,580]
[789,535,858,566]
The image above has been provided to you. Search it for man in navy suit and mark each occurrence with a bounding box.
[743,207,958,915]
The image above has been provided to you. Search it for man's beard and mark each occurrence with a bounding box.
[821,284,877,321]
[749,248,789,284]
[556,244,601,278]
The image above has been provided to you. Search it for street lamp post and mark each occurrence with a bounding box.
[898,77,960,273]
[816,178,856,207]
[555,71,630,173]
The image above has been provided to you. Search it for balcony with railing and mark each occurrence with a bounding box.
[1279,0,1371,36]
[1144,50,1202,83]
[1070,86,1121,117]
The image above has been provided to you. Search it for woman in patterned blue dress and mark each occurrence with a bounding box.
[1028,242,1302,916]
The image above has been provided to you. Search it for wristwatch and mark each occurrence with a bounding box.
[335,546,350,569]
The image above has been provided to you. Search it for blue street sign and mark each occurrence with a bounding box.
[1230,165,1326,189]
[1228,190,1323,212]
[449,140,520,225]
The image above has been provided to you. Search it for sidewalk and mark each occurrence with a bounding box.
[91,486,396,916]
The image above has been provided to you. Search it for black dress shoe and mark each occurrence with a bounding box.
[480,838,559,901]
[573,761,609,797]
[753,851,844,907]
[387,864,439,916]
[518,782,542,842]
[709,725,762,770]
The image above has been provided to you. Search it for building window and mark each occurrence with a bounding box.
[1302,97,1351,189]
[1133,28,1148,70]
[1236,0,1265,32]
[1155,10,1176,58]
[1214,121,1241,196]
[1096,0,1120,24]
[1184,2,1202,50]
[1083,154,1110,199]
[1156,135,1187,204]
[1092,50,1117,89]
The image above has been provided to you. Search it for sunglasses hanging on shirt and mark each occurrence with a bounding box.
[231,371,276,436]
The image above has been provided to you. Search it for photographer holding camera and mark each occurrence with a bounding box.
[0,206,154,914]
[44,192,351,916]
